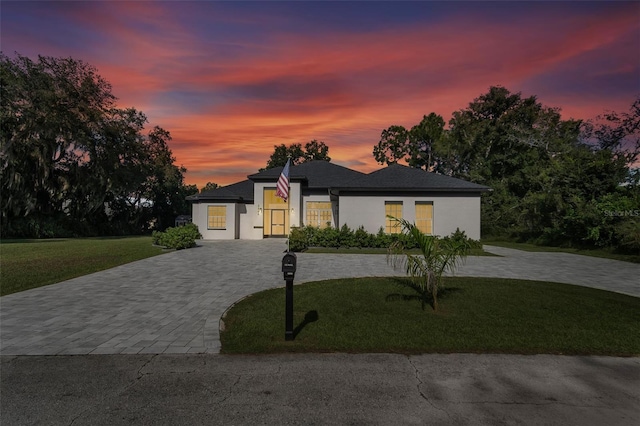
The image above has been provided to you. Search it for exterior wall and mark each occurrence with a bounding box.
[339,193,482,240]
[339,196,385,234]
[192,202,238,240]
[191,183,482,241]
[192,202,264,240]
[192,203,206,237]
[433,195,481,240]
[239,203,263,240]
[290,182,302,228]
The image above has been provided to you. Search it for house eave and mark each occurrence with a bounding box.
[187,195,253,203]
[332,187,491,193]
[249,175,309,184]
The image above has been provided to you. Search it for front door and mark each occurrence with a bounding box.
[271,209,287,236]
[263,188,290,237]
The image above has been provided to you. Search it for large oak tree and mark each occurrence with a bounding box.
[1,53,196,237]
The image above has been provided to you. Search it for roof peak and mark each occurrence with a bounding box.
[189,161,491,202]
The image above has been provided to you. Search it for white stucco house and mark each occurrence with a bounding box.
[187,161,491,240]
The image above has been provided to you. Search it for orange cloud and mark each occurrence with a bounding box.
[4,1,636,189]
[172,12,636,186]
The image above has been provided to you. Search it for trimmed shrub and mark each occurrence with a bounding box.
[153,223,202,250]
[375,227,391,248]
[287,224,476,252]
[338,224,355,248]
[288,227,309,252]
[317,226,340,248]
[442,228,482,250]
[151,230,163,245]
[354,226,372,248]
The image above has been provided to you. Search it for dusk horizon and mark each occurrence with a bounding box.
[2,1,638,188]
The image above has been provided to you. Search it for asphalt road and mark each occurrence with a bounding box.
[1,353,638,425]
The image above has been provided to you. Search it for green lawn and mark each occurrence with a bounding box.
[304,247,494,256]
[482,239,640,263]
[0,237,164,296]
[221,277,640,356]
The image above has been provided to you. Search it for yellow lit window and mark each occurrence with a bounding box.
[207,206,226,229]
[306,201,332,228]
[385,201,403,234]
[264,188,288,208]
[415,202,433,235]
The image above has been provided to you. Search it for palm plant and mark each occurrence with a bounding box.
[386,217,470,310]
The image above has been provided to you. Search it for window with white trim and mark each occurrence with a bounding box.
[306,201,332,228]
[385,201,403,234]
[207,206,226,229]
[415,202,433,235]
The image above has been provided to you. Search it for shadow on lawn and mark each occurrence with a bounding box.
[293,310,319,339]
[386,277,462,310]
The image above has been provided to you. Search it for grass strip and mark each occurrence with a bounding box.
[482,240,640,263]
[0,237,164,296]
[221,277,640,356]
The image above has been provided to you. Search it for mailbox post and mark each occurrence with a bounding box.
[281,252,297,341]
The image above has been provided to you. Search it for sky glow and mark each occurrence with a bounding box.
[2,1,639,187]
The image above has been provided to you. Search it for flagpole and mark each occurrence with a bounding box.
[276,156,292,252]
[287,156,291,253]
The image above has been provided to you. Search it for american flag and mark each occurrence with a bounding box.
[275,159,290,201]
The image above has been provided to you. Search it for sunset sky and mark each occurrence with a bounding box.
[2,1,639,188]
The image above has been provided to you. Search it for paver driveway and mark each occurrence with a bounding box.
[1,240,638,355]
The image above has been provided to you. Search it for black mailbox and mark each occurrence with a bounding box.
[282,252,297,280]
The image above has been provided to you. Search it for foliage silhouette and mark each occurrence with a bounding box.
[386,217,470,310]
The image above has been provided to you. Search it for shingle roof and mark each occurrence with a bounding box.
[188,162,490,202]
[338,163,491,192]
[248,160,366,188]
[186,179,254,202]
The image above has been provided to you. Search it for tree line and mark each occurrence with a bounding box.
[2,53,638,253]
[1,53,198,237]
[373,87,639,253]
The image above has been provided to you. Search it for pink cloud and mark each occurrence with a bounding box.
[4,1,636,189]
[167,5,637,187]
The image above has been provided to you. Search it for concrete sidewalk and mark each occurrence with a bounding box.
[1,240,639,356]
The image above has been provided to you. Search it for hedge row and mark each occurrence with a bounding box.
[288,224,481,252]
